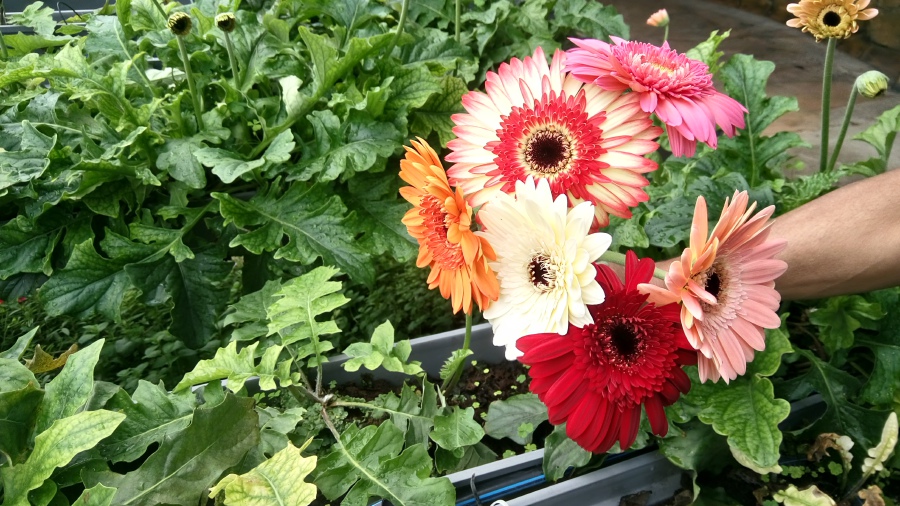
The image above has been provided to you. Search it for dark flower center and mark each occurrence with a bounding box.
[528,253,557,291]
[608,323,641,360]
[823,11,841,27]
[525,130,571,174]
[705,271,722,298]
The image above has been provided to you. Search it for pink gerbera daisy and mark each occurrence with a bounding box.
[446,47,662,227]
[639,192,788,383]
[566,37,748,158]
[518,251,695,454]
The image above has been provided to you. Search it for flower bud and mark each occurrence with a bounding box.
[216,12,236,33]
[646,9,669,28]
[168,12,193,36]
[855,70,890,98]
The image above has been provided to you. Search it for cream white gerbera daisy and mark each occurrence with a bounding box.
[477,177,612,359]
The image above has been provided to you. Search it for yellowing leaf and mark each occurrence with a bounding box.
[25,344,77,374]
[210,442,317,506]
[773,485,836,506]
[862,412,898,476]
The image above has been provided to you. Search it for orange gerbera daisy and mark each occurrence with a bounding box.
[639,191,787,383]
[400,138,500,314]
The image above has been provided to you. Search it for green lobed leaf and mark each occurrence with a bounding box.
[99,381,196,463]
[221,279,284,342]
[214,184,374,284]
[342,321,424,375]
[195,131,294,185]
[34,339,104,435]
[0,410,126,506]
[314,421,455,506]
[434,442,496,474]
[264,266,348,359]
[695,374,790,473]
[856,288,900,405]
[344,172,418,261]
[0,209,69,279]
[295,110,399,182]
[374,379,439,448]
[0,121,57,194]
[808,295,884,355]
[658,419,733,473]
[780,349,890,461]
[685,30,731,75]
[297,27,393,93]
[174,341,291,393]
[483,393,548,445]
[550,0,629,40]
[542,424,591,482]
[209,442,317,506]
[430,406,484,450]
[40,240,131,321]
[409,75,467,147]
[773,485,836,506]
[157,138,207,189]
[438,348,474,382]
[8,3,58,37]
[72,484,118,506]
[848,103,900,174]
[96,394,260,506]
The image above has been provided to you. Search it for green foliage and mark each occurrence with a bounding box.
[542,424,591,482]
[209,442,318,506]
[483,393,548,445]
[808,295,884,355]
[313,421,455,506]
[342,321,424,376]
[841,103,900,175]
[173,341,292,393]
[855,288,900,405]
[430,406,485,450]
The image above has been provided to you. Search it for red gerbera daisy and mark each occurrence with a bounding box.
[517,251,696,453]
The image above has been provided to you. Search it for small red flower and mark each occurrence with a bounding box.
[517,251,696,453]
[17,297,27,304]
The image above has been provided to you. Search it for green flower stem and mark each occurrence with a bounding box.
[599,250,668,280]
[0,30,9,60]
[662,25,669,44]
[385,0,410,56]
[333,401,433,421]
[175,36,205,131]
[455,0,461,43]
[149,0,167,19]
[441,312,472,393]
[223,31,242,87]
[827,88,858,172]
[819,38,836,173]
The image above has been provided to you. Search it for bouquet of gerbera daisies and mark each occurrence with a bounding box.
[400,40,786,455]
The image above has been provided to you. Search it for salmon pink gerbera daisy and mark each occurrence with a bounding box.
[477,177,611,359]
[640,192,788,383]
[518,251,696,454]
[566,37,748,158]
[400,138,500,315]
[446,47,662,228]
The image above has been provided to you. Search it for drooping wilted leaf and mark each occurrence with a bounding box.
[773,485,836,506]
[862,412,898,476]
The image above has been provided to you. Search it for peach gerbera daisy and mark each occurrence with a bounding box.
[786,0,878,41]
[446,47,662,228]
[400,138,500,315]
[639,191,788,383]
[566,37,747,158]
